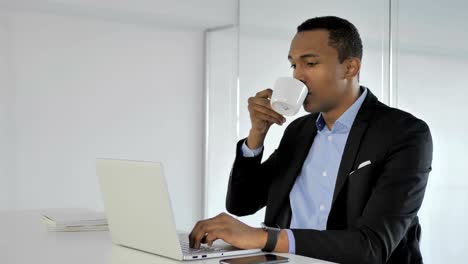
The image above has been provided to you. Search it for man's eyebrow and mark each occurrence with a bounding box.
[288,53,320,60]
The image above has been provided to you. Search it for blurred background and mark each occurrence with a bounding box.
[1,1,466,263]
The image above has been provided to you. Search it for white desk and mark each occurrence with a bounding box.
[0,210,335,264]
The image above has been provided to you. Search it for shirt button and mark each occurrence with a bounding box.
[319,205,325,211]
[328,135,333,141]
[322,171,327,177]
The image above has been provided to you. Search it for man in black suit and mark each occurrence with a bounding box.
[189,16,432,264]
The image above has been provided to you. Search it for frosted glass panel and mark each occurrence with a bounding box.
[204,27,239,219]
[396,1,468,263]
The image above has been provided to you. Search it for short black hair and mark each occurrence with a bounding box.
[297,16,363,63]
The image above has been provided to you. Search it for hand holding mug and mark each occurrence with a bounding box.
[247,89,286,136]
[246,77,306,149]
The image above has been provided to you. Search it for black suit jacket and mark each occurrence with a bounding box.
[226,88,433,264]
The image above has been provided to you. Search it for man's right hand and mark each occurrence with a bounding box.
[246,89,286,149]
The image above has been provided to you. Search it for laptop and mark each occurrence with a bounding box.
[96,158,261,261]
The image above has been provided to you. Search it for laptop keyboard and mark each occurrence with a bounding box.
[180,240,226,255]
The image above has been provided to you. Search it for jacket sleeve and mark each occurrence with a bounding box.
[225,138,279,216]
[292,118,433,264]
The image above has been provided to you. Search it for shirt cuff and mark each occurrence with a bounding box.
[285,229,296,254]
[241,139,263,157]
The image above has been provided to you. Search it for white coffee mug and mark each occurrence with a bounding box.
[271,77,308,116]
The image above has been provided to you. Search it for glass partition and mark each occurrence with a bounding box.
[395,1,468,263]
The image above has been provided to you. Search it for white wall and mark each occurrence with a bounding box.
[0,0,237,230]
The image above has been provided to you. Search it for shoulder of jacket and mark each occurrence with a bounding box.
[372,102,430,132]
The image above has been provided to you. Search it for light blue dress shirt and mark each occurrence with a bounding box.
[241,88,368,253]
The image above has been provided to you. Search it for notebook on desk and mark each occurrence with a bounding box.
[96,159,261,261]
[41,208,108,232]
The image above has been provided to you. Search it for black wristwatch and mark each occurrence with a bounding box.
[261,222,281,252]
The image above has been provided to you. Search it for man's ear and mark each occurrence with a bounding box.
[344,57,361,79]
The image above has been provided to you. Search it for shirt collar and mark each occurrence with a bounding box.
[315,86,368,132]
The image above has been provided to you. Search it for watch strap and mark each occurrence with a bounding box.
[262,226,280,252]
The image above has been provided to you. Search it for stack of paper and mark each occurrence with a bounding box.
[41,208,109,232]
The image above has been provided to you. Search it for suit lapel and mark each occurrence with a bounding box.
[331,89,378,206]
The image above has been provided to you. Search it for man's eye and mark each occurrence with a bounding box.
[307,62,318,67]
[290,64,296,69]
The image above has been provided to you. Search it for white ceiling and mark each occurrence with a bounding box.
[0,0,238,31]
[1,0,466,56]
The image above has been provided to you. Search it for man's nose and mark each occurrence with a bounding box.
[293,68,306,84]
